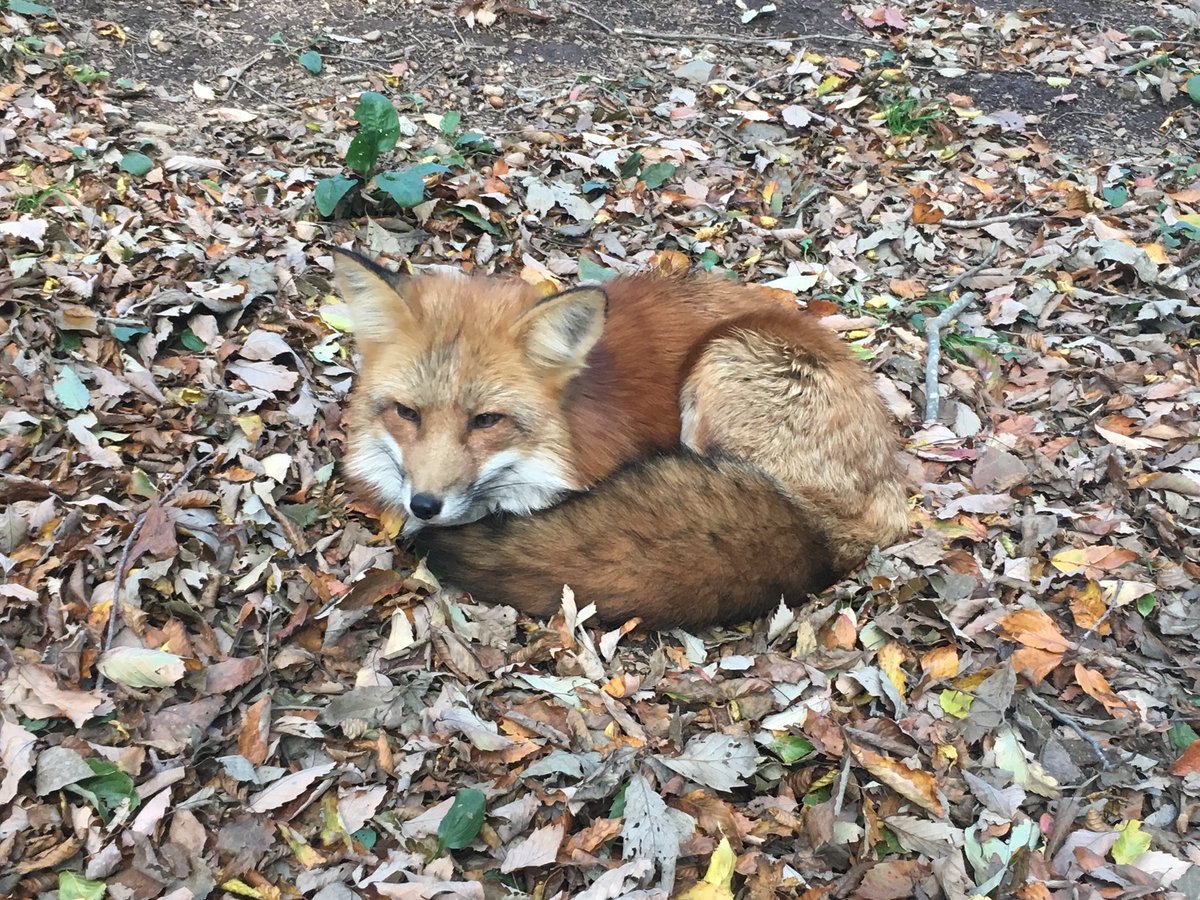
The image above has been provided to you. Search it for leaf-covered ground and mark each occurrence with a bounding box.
[3,1,1200,898]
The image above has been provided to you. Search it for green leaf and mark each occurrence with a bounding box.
[609,783,627,818]
[59,872,106,900]
[1102,185,1128,209]
[578,257,619,283]
[66,759,140,823]
[451,204,500,234]
[619,150,643,179]
[1187,75,1200,105]
[180,328,206,351]
[353,91,401,152]
[9,0,53,14]
[699,248,720,271]
[639,161,677,190]
[1169,721,1199,751]
[53,366,90,411]
[374,163,447,208]
[439,109,462,135]
[118,152,153,176]
[346,132,383,176]
[1111,820,1151,865]
[298,50,322,74]
[767,734,815,765]
[437,788,486,853]
[1136,593,1156,616]
[314,175,357,217]
[111,324,148,342]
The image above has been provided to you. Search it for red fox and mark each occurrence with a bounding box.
[331,248,910,629]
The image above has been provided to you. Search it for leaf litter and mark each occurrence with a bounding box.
[1,0,1200,898]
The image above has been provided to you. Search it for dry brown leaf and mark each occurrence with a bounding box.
[849,742,946,816]
[920,646,959,680]
[996,609,1072,654]
[238,695,272,765]
[1073,664,1133,719]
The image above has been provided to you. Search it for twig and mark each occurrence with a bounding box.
[933,240,1000,295]
[923,293,975,424]
[563,2,882,47]
[1025,690,1115,770]
[922,243,1000,424]
[225,50,268,98]
[1176,255,1200,280]
[98,451,216,690]
[936,211,1042,229]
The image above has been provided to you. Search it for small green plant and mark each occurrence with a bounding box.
[65,63,108,84]
[314,92,442,217]
[13,183,74,213]
[880,96,942,135]
[314,93,496,220]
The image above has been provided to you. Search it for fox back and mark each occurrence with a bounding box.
[333,249,910,627]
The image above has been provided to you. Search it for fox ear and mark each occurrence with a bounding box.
[330,247,415,343]
[519,286,607,370]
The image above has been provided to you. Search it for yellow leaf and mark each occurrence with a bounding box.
[219,882,265,900]
[235,414,264,443]
[1111,820,1151,865]
[1141,243,1169,265]
[939,689,973,718]
[816,75,843,96]
[677,837,737,900]
[878,642,907,702]
[379,509,407,541]
[1177,213,1200,229]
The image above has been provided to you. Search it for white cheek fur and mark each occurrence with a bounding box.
[348,432,412,517]
[475,449,576,516]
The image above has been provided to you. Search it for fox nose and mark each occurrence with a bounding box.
[409,493,443,520]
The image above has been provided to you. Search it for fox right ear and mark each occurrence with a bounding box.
[519,286,608,371]
[329,247,414,343]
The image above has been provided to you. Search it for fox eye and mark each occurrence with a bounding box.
[394,403,421,424]
[471,412,504,429]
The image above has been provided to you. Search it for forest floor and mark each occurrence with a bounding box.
[3,0,1200,898]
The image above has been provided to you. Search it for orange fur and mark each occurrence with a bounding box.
[332,250,910,627]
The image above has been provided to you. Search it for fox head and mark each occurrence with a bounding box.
[331,249,607,533]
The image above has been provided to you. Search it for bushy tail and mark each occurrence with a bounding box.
[412,454,844,630]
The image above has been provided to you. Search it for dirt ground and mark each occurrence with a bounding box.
[58,0,1199,160]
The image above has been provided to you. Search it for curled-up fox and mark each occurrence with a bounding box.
[332,248,910,629]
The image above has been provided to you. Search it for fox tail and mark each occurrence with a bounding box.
[413,453,846,630]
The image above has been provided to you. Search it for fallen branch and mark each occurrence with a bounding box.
[563,3,882,47]
[99,450,215,690]
[937,211,1041,229]
[923,292,975,424]
[1025,690,1115,770]
[923,242,1000,423]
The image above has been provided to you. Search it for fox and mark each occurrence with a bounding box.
[330,247,910,630]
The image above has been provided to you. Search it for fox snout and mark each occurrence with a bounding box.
[409,493,443,520]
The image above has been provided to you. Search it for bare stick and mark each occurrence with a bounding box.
[922,243,1000,423]
[936,211,1041,229]
[933,240,1000,294]
[923,294,973,424]
[563,3,882,47]
[98,451,216,689]
[1025,690,1114,770]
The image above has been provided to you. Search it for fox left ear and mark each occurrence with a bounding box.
[329,247,417,344]
[519,286,608,370]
